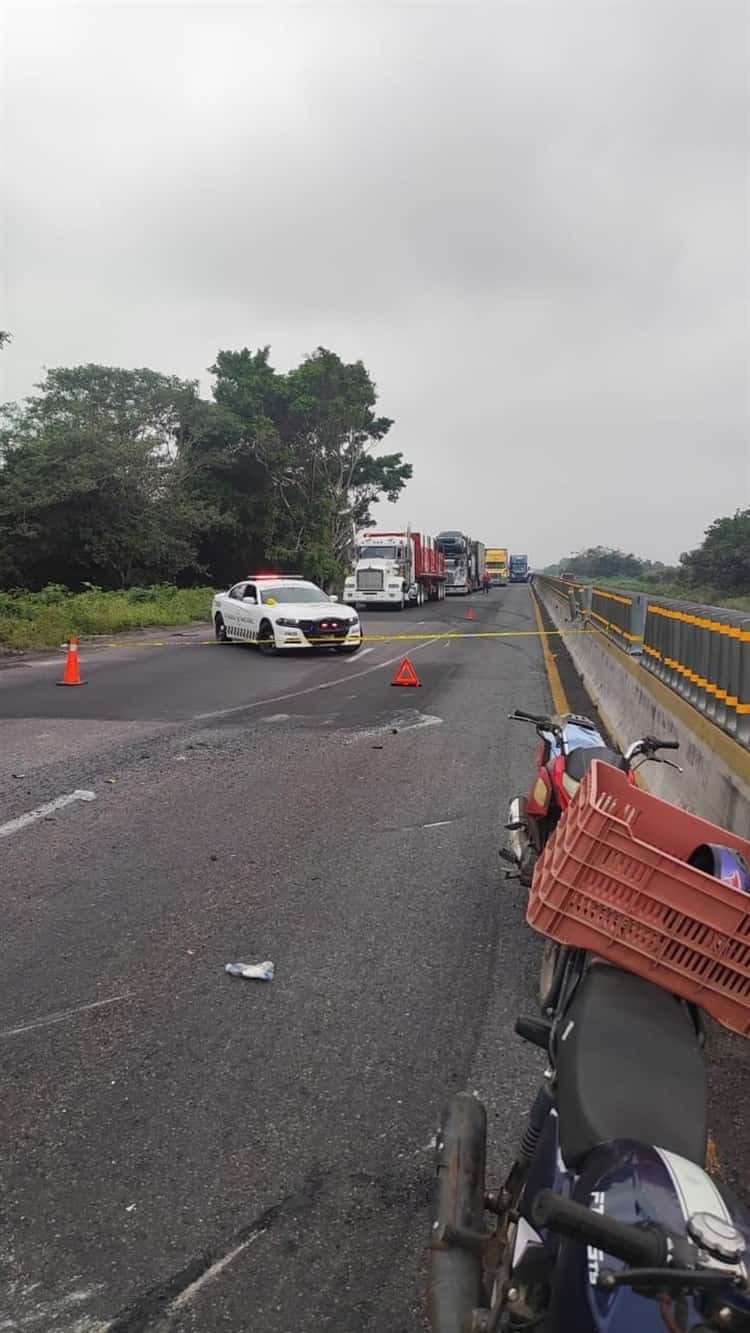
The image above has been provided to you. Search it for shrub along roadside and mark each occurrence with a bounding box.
[0,585,214,652]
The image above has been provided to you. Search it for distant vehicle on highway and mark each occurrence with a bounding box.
[436,531,483,594]
[485,547,508,586]
[509,553,529,582]
[212,575,362,655]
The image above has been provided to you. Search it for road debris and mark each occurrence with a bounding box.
[225,961,275,981]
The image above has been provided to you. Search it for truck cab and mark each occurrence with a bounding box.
[509,553,529,582]
[343,537,413,610]
[486,548,508,586]
[436,531,471,595]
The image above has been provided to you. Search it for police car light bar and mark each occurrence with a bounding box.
[246,572,305,580]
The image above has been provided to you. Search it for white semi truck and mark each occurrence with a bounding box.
[343,529,447,610]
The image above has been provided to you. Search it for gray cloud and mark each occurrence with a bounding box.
[3,1,748,563]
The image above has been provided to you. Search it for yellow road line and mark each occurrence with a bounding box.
[531,590,570,714]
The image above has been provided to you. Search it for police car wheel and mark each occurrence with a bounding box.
[257,622,277,655]
[335,643,361,654]
[215,614,230,644]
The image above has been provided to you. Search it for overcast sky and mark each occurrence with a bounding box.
[2,1,748,565]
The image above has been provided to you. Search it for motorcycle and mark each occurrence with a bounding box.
[428,959,750,1333]
[503,710,683,1009]
[429,763,750,1333]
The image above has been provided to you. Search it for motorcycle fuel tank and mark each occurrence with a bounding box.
[545,1139,750,1333]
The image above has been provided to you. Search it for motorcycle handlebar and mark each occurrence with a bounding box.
[644,736,680,751]
[510,709,553,726]
[531,1190,667,1269]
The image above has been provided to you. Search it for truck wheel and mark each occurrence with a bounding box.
[397,594,405,612]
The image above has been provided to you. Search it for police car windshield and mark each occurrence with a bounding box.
[260,584,329,605]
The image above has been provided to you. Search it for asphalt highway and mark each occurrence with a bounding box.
[0,586,746,1332]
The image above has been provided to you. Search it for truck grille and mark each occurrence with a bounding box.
[357,569,383,591]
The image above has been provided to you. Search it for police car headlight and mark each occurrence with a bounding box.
[276,617,299,627]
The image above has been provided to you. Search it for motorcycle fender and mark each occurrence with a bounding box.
[526,768,552,818]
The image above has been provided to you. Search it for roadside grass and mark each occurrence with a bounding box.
[0,585,215,651]
[567,576,750,612]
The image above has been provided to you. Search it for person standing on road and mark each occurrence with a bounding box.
[482,571,492,594]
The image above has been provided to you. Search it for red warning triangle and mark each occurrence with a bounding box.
[391,656,421,687]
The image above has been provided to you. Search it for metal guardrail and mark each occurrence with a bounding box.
[643,599,750,748]
[533,575,750,750]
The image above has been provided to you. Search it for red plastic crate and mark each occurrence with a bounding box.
[527,761,750,1036]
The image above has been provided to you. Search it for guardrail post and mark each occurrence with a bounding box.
[715,614,732,733]
[738,621,750,748]
[683,606,699,707]
[726,617,750,741]
[705,611,723,724]
[628,593,647,656]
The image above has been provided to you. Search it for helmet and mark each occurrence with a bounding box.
[688,843,750,894]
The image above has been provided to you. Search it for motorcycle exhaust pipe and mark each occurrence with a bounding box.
[506,797,526,864]
[427,1093,487,1333]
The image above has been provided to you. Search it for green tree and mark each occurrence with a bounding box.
[680,509,750,592]
[209,346,409,585]
[553,546,644,580]
[0,365,217,588]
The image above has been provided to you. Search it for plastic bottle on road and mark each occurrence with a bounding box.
[225,961,275,981]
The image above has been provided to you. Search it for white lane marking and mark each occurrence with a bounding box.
[0,993,131,1039]
[347,646,374,661]
[194,639,440,721]
[167,1230,266,1314]
[423,820,453,829]
[0,788,96,840]
[259,713,291,723]
[347,711,443,742]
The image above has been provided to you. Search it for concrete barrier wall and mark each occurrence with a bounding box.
[534,577,750,839]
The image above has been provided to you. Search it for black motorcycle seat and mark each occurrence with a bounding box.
[557,964,708,1168]
[564,746,628,782]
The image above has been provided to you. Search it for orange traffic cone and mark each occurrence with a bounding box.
[391,657,421,688]
[58,637,86,687]
[466,606,474,621]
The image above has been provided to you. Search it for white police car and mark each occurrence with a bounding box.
[212,575,362,655]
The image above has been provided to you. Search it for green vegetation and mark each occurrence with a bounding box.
[0,584,214,651]
[0,347,410,596]
[547,509,750,609]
